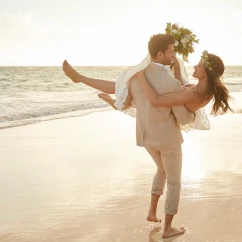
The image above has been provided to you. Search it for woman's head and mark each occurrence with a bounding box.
[193,52,225,79]
[194,51,233,115]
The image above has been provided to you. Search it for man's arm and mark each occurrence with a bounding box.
[136,70,195,125]
[171,105,195,125]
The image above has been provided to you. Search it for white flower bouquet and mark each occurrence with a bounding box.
[165,23,199,62]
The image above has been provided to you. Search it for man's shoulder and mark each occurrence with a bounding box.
[147,63,169,72]
[147,63,173,76]
[146,64,179,83]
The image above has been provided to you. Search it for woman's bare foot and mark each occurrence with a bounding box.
[62,60,80,83]
[98,93,117,110]
[162,227,185,239]
[146,214,161,223]
[98,93,113,102]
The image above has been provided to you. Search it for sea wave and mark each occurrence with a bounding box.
[1,65,241,129]
[0,106,111,129]
[0,90,111,129]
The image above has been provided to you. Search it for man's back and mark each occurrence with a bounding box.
[129,63,184,149]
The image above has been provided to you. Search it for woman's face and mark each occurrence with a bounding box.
[192,60,207,79]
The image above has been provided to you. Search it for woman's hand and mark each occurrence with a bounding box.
[172,54,183,85]
[172,53,179,66]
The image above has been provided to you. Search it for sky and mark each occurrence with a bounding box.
[0,0,242,66]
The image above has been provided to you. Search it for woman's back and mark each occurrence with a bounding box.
[183,85,211,113]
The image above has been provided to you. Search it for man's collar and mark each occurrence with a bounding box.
[150,62,172,72]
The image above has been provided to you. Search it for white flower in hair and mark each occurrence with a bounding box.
[201,50,213,71]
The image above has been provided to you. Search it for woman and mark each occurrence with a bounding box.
[133,51,233,115]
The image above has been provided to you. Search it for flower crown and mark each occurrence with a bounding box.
[201,51,213,71]
[165,23,199,62]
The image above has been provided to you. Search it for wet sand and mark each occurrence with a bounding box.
[0,93,241,242]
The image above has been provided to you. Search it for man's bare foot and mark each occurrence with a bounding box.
[146,214,161,223]
[62,60,79,83]
[162,227,185,239]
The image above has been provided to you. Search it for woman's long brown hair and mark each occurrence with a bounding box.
[205,54,234,115]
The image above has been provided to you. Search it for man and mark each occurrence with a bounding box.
[62,33,195,239]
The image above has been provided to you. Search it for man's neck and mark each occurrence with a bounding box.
[150,60,172,72]
[151,58,166,66]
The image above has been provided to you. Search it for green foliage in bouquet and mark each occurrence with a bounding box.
[165,23,199,62]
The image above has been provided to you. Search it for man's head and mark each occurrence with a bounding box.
[148,34,175,65]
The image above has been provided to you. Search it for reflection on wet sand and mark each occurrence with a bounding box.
[0,106,242,241]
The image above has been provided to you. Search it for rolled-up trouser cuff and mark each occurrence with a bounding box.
[164,208,178,216]
[151,190,164,196]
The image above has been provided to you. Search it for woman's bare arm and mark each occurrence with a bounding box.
[173,57,183,85]
[136,71,196,107]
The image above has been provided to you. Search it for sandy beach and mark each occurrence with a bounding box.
[0,93,242,242]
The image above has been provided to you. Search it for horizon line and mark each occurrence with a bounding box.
[1,64,242,67]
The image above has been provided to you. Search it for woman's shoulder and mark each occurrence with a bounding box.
[183,88,202,104]
[182,84,198,91]
[183,84,195,88]
[192,90,211,108]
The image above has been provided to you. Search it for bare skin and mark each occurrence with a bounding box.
[62,60,116,94]
[147,194,161,223]
[146,215,161,223]
[98,93,117,110]
[162,225,186,239]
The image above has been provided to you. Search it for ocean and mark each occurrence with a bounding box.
[0,66,242,129]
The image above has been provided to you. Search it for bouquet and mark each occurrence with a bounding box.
[165,23,199,62]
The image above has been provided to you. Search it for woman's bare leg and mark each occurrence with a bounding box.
[62,60,115,94]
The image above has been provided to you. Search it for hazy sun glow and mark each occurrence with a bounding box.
[1,0,242,66]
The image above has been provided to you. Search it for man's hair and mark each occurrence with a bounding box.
[148,34,175,58]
